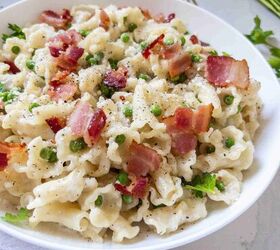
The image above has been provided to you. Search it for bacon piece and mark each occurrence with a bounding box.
[163,105,213,155]
[142,34,165,59]
[127,141,161,177]
[114,183,131,196]
[48,72,77,102]
[49,70,70,87]
[40,9,72,29]
[48,83,77,102]
[4,61,20,74]
[99,10,110,31]
[49,46,61,57]
[0,153,8,170]
[193,105,213,133]
[159,43,182,60]
[56,46,84,71]
[49,29,81,48]
[154,13,165,23]
[190,35,199,45]
[114,176,149,199]
[206,56,249,89]
[46,117,66,133]
[85,109,107,145]
[168,52,192,78]
[154,13,175,23]
[165,13,175,23]
[0,142,27,170]
[174,107,193,130]
[103,66,128,89]
[48,30,84,71]
[140,8,152,19]
[68,103,107,146]
[170,131,197,155]
[69,102,92,137]
[131,176,149,198]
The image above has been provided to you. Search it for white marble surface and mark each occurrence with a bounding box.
[0,0,279,249]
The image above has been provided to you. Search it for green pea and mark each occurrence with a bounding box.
[121,33,130,43]
[128,23,137,32]
[11,46,20,55]
[28,102,40,112]
[100,83,114,98]
[216,179,225,192]
[69,137,87,152]
[123,105,133,117]
[122,194,133,204]
[225,137,235,148]
[100,84,111,97]
[223,95,234,105]
[117,171,129,185]
[164,38,174,45]
[191,54,203,63]
[115,134,126,145]
[180,36,186,46]
[95,195,103,207]
[26,59,35,70]
[206,145,215,154]
[86,52,104,65]
[138,73,150,81]
[108,58,118,70]
[40,147,58,163]
[150,104,162,117]
[79,29,90,37]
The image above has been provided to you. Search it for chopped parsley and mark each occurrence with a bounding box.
[2,208,29,224]
[2,23,26,42]
[184,173,217,197]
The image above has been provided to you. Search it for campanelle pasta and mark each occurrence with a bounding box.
[0,4,261,243]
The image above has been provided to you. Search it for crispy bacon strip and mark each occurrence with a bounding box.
[114,176,149,199]
[48,71,77,101]
[40,9,72,29]
[190,35,199,45]
[4,61,20,74]
[168,52,192,78]
[68,103,107,146]
[163,105,213,155]
[0,142,27,170]
[140,8,152,19]
[85,108,107,145]
[99,10,110,31]
[127,141,161,177]
[46,117,66,133]
[154,13,176,23]
[159,43,182,60]
[48,30,84,71]
[142,34,165,59]
[206,56,250,89]
[103,66,128,89]
[165,13,176,23]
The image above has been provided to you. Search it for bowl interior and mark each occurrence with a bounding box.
[0,0,280,249]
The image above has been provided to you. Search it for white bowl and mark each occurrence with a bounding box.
[0,0,280,249]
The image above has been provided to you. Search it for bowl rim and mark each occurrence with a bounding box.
[0,0,279,249]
